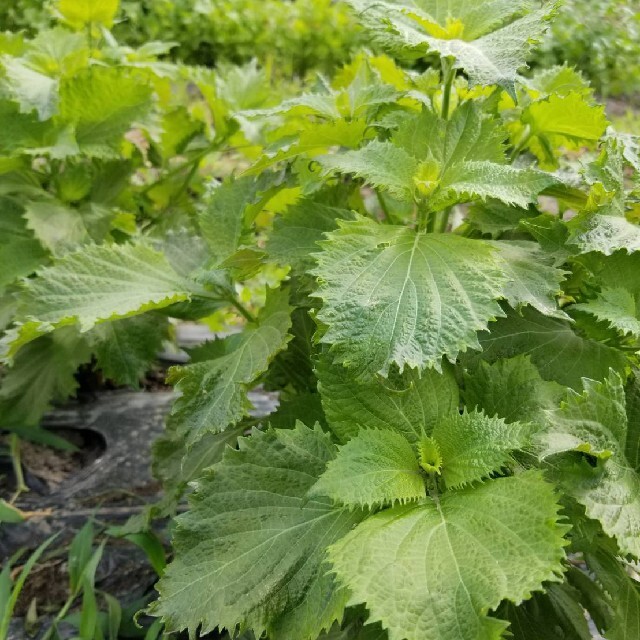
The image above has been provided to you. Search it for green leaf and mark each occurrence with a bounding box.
[522,93,607,169]
[314,216,508,378]
[537,371,627,460]
[0,499,24,523]
[500,582,594,640]
[317,354,459,443]
[0,328,90,428]
[474,307,628,390]
[167,288,292,446]
[198,175,277,265]
[319,140,419,200]
[567,140,640,255]
[267,200,355,272]
[19,241,190,335]
[467,200,537,236]
[573,251,640,338]
[492,240,567,318]
[1,56,59,119]
[153,423,366,639]
[432,410,532,489]
[464,355,564,425]
[575,287,640,338]
[23,199,112,255]
[310,429,425,508]
[57,0,119,30]
[152,423,247,499]
[435,161,558,210]
[93,315,168,387]
[346,0,556,97]
[585,549,640,640]
[548,372,640,557]
[59,67,152,157]
[329,472,567,640]
[320,104,557,208]
[0,199,47,289]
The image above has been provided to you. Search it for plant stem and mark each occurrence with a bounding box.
[435,207,452,234]
[375,189,392,224]
[226,296,256,324]
[9,434,28,504]
[441,58,455,120]
[509,125,532,161]
[195,288,257,324]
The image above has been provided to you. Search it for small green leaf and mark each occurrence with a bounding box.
[310,429,426,508]
[536,371,627,460]
[57,0,120,30]
[0,500,24,523]
[433,410,532,489]
[522,93,607,168]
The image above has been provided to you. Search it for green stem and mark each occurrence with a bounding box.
[416,201,430,233]
[435,207,452,234]
[441,58,455,120]
[226,296,256,324]
[10,434,28,503]
[375,189,392,224]
[510,125,532,161]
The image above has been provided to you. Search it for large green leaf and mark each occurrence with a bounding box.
[153,423,365,639]
[345,0,555,96]
[167,288,292,446]
[329,472,567,640]
[19,241,190,334]
[314,216,508,377]
[474,307,628,390]
[317,354,459,443]
[310,429,426,508]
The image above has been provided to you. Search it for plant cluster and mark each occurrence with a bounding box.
[535,0,640,98]
[0,0,285,437]
[3,0,640,639]
[0,0,364,78]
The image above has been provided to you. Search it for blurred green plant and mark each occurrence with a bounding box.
[535,0,640,98]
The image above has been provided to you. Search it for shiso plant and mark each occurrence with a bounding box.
[4,0,640,639]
